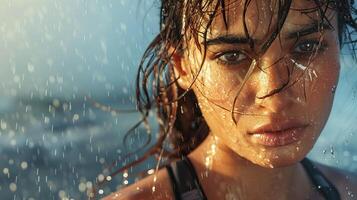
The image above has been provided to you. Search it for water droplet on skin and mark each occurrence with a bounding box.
[147,169,155,175]
[204,137,218,172]
[291,59,307,70]
[347,188,354,197]
[331,85,337,93]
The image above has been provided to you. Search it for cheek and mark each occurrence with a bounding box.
[307,55,340,120]
[196,64,249,106]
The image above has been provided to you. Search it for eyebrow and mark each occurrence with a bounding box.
[204,23,333,46]
[204,35,251,46]
[286,22,333,39]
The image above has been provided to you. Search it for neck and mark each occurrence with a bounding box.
[188,134,314,199]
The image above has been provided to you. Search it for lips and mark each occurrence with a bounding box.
[248,121,309,147]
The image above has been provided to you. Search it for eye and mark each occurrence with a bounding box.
[294,40,323,53]
[216,51,248,65]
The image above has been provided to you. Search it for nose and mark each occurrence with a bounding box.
[254,52,295,113]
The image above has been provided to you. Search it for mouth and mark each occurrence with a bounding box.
[248,121,309,147]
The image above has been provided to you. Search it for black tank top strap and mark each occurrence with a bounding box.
[301,158,341,200]
[165,157,207,200]
[166,157,340,200]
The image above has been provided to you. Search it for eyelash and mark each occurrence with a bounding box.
[293,39,327,55]
[214,39,327,66]
[214,50,249,66]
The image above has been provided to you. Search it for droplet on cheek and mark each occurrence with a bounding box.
[296,146,300,152]
[331,85,337,93]
[291,59,307,70]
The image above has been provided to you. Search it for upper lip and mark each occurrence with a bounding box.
[248,120,309,134]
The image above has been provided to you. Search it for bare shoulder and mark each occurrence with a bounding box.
[314,161,357,199]
[101,167,174,200]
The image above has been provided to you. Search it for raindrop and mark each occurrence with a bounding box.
[352,155,357,161]
[330,146,335,155]
[86,181,93,189]
[1,120,7,130]
[347,188,354,198]
[72,114,80,122]
[20,161,28,170]
[3,168,9,175]
[9,182,17,192]
[78,182,86,192]
[58,190,66,199]
[27,63,35,72]
[99,157,105,164]
[52,99,60,107]
[97,174,105,182]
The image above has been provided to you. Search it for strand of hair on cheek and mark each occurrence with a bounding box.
[231,59,257,124]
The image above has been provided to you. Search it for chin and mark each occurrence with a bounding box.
[248,143,313,168]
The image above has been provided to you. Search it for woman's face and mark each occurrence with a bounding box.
[178,0,340,167]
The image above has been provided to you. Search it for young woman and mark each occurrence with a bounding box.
[103,0,357,199]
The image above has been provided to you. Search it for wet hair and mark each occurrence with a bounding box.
[91,0,357,196]
[133,0,357,160]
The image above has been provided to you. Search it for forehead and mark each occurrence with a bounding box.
[207,0,336,39]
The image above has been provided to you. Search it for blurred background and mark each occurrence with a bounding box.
[0,0,356,199]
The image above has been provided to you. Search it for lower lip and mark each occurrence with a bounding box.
[249,127,307,147]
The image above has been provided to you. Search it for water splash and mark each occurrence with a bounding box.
[290,59,307,70]
[204,136,218,176]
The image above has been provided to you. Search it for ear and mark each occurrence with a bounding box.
[170,48,192,90]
